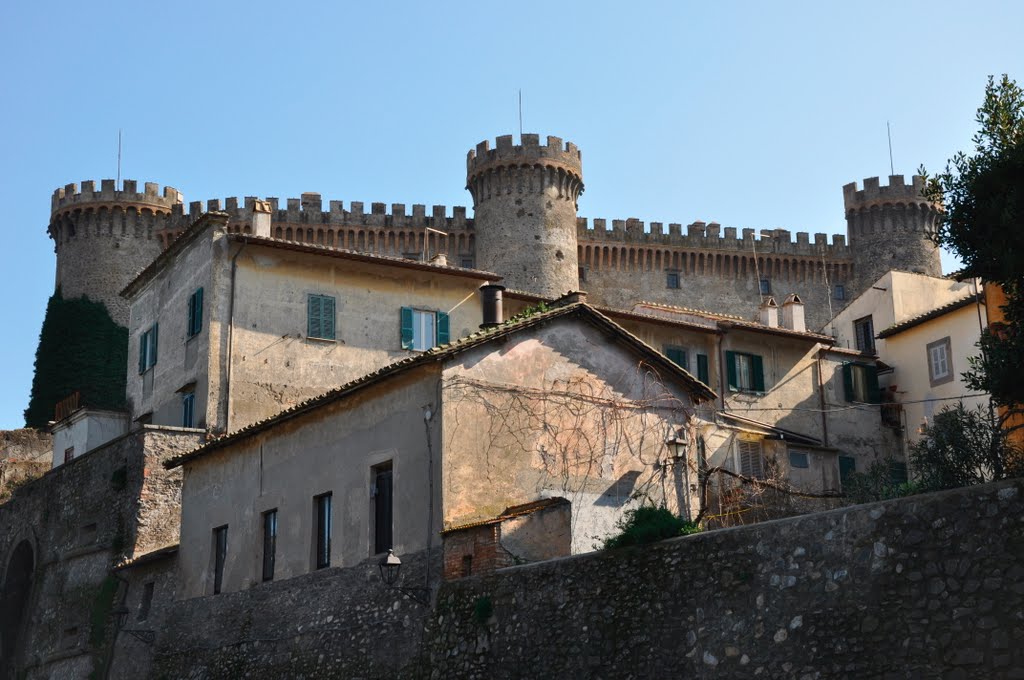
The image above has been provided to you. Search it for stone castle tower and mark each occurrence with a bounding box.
[844,175,943,293]
[49,180,183,325]
[467,134,584,298]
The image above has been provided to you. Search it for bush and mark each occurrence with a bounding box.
[602,506,700,550]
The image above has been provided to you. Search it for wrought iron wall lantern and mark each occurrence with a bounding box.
[377,549,431,606]
[112,606,156,645]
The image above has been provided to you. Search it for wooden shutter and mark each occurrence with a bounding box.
[138,333,147,374]
[865,364,880,404]
[187,293,195,337]
[751,354,765,392]
[697,354,709,385]
[842,363,855,402]
[322,296,336,340]
[194,287,203,335]
[400,307,414,349]
[151,323,159,365]
[725,351,738,390]
[665,347,688,370]
[436,311,450,346]
[307,295,321,339]
[737,440,764,478]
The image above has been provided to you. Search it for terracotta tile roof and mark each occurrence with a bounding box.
[113,544,179,571]
[164,302,718,470]
[441,497,571,534]
[876,294,983,339]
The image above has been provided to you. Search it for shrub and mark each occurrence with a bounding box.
[602,506,700,550]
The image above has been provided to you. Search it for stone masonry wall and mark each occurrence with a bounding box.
[149,478,1022,679]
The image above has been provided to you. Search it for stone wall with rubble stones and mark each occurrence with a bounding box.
[148,478,1022,679]
[0,426,202,680]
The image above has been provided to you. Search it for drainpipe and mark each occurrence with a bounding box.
[223,238,247,434]
[716,329,727,411]
[816,346,829,447]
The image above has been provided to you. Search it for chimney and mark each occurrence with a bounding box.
[758,296,779,328]
[480,284,505,329]
[252,200,272,237]
[781,293,805,332]
[430,252,448,267]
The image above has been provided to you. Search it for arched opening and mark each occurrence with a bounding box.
[1,540,35,677]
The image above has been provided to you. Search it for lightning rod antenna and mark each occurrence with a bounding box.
[117,129,122,189]
[887,121,894,176]
[518,89,523,139]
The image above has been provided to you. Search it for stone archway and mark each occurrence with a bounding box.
[0,540,34,679]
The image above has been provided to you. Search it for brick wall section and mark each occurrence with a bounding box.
[443,525,509,579]
[149,478,1023,679]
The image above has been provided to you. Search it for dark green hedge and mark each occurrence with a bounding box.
[24,291,127,428]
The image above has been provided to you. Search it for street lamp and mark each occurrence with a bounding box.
[665,431,693,521]
[111,606,155,645]
[377,549,431,606]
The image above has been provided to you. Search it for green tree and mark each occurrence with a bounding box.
[24,291,128,428]
[909,403,1023,493]
[922,75,1024,407]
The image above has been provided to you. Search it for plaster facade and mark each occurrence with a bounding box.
[50,408,128,467]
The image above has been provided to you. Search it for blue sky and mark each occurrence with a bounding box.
[1,1,1021,430]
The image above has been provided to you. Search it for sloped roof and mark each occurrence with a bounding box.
[441,497,570,534]
[165,303,717,470]
[718,412,827,448]
[877,294,983,339]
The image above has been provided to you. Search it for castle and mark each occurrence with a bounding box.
[47,134,942,334]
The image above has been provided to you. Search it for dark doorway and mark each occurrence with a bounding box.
[1,540,35,679]
[373,462,393,555]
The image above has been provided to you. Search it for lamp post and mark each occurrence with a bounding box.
[665,432,692,520]
[377,549,431,606]
[111,606,156,645]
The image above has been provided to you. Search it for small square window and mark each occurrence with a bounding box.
[788,450,810,469]
[759,278,771,295]
[927,337,953,386]
[666,271,680,289]
[834,284,846,301]
[64,447,74,464]
[461,257,475,269]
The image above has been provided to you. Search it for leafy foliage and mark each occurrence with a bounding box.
[921,75,1024,406]
[24,291,128,428]
[602,505,700,550]
[909,403,1024,493]
[843,457,920,504]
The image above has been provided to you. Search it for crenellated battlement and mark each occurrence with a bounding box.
[576,217,850,257]
[166,193,474,231]
[842,175,938,213]
[51,180,183,215]
[466,134,583,180]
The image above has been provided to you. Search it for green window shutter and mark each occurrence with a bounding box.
[152,323,159,365]
[322,296,336,340]
[697,354,709,385]
[751,354,765,392]
[725,350,738,390]
[839,456,856,485]
[436,311,450,346]
[400,307,414,350]
[307,295,321,339]
[138,333,146,374]
[665,347,688,371]
[842,363,855,402]
[865,364,881,404]
[187,294,195,337]
[195,287,203,335]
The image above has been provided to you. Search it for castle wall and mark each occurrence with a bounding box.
[0,426,201,679]
[149,478,1024,678]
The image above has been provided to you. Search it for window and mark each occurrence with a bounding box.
[64,447,74,464]
[890,461,908,485]
[314,493,332,569]
[725,350,765,393]
[461,257,475,269]
[789,450,810,469]
[664,346,688,371]
[842,362,880,403]
[187,287,204,338]
[262,509,277,582]
[696,436,707,472]
[759,278,771,295]
[212,525,228,594]
[461,555,473,578]
[400,307,450,351]
[927,337,953,386]
[372,462,394,555]
[138,582,155,621]
[696,354,709,385]
[181,392,195,428]
[138,324,159,373]
[737,439,765,479]
[307,294,336,340]
[834,284,846,301]
[853,316,875,353]
[839,456,856,486]
[666,271,680,289]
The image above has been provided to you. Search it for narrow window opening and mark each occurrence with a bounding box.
[314,493,332,569]
[262,509,278,581]
[212,525,228,594]
[372,462,394,555]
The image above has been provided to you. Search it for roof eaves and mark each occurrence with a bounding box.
[877,294,982,339]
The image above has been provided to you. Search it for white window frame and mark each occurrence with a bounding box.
[411,310,436,351]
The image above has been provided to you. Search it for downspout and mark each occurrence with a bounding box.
[716,329,727,412]
[816,346,829,447]
[223,238,247,434]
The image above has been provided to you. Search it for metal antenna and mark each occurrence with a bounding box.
[518,89,523,139]
[117,129,122,189]
[887,121,894,176]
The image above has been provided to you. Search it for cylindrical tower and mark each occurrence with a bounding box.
[49,179,183,325]
[844,175,942,293]
[467,134,583,298]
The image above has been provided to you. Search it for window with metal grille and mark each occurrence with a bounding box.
[853,316,875,353]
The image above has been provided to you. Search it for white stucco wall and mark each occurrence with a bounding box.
[50,409,129,466]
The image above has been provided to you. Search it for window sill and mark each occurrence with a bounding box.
[306,336,337,344]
